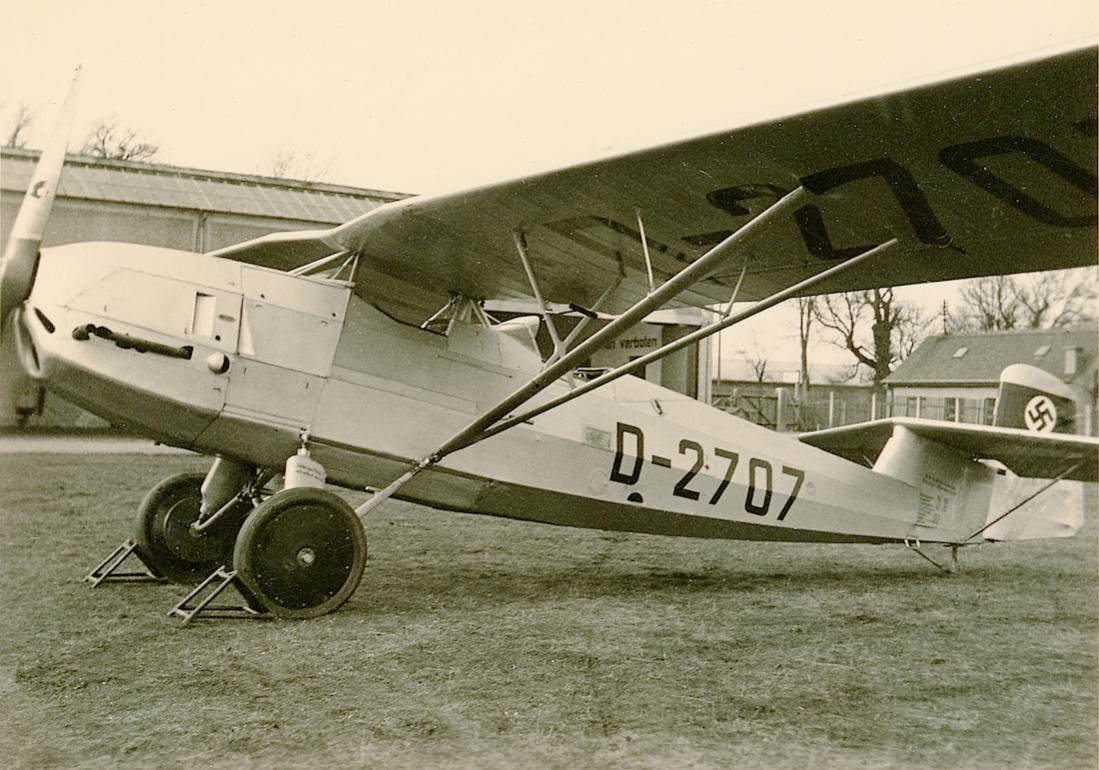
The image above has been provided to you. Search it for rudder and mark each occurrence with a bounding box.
[993,364,1076,434]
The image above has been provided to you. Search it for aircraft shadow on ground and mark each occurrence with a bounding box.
[348,550,1015,618]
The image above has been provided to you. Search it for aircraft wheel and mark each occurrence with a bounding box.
[133,472,250,583]
[232,488,367,619]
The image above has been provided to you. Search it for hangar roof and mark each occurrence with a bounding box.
[1,147,409,224]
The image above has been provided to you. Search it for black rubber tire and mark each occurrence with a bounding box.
[232,488,367,619]
[132,472,251,583]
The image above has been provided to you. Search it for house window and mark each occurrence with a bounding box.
[982,397,996,425]
[952,347,968,359]
[923,397,943,421]
[960,398,984,424]
[943,397,958,422]
[1034,345,1050,358]
[905,396,918,417]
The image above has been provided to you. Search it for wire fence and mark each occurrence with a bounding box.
[715,387,1096,435]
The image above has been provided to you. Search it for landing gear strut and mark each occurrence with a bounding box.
[86,463,261,586]
[133,471,253,583]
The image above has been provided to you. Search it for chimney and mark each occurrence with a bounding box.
[1064,347,1081,378]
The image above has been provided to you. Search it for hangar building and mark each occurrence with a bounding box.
[1,148,708,428]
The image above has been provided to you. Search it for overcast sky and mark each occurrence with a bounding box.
[2,0,1095,368]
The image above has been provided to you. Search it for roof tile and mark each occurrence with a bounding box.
[1,148,408,225]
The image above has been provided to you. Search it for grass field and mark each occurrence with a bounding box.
[1,453,1096,769]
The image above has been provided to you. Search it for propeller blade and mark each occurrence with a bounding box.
[0,66,81,319]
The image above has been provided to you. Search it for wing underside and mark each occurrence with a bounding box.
[212,45,1098,325]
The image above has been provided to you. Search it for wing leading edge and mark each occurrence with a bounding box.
[800,418,1099,483]
[213,45,1098,325]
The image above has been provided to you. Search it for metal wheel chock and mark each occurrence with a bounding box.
[167,566,268,624]
[84,539,164,587]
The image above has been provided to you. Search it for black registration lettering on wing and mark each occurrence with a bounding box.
[547,216,730,288]
[672,439,705,501]
[776,466,805,521]
[610,422,645,485]
[744,458,773,516]
[676,121,1094,268]
[939,137,1098,227]
[684,184,792,246]
[795,158,951,260]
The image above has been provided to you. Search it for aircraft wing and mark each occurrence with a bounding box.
[799,418,1099,483]
[212,44,1097,324]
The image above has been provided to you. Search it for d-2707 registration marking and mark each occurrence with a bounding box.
[608,422,805,520]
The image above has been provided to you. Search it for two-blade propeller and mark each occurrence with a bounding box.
[0,67,81,330]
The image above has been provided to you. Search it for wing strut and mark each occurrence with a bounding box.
[513,231,564,357]
[353,186,894,516]
[477,238,896,442]
[636,210,656,294]
[722,259,749,318]
[353,187,812,514]
[545,276,622,368]
[436,186,807,449]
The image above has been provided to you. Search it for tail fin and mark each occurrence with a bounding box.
[993,364,1076,434]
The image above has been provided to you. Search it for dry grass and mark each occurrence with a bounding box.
[1,453,1095,769]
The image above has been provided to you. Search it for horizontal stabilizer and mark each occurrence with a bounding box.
[800,418,1098,483]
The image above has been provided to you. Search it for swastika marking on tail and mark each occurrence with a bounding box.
[1024,395,1057,433]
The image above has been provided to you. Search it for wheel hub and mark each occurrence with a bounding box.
[162,498,224,562]
[296,547,316,567]
[233,488,367,617]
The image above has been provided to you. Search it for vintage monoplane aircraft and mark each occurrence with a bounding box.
[2,43,1097,621]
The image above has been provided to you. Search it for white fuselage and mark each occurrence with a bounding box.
[17,242,987,545]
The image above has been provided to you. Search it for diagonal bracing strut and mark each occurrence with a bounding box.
[477,237,896,442]
[354,186,892,516]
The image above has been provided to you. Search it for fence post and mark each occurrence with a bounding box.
[828,390,836,428]
[776,387,786,432]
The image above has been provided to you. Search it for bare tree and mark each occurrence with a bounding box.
[1013,269,1096,328]
[738,339,769,395]
[957,275,1020,331]
[264,147,332,182]
[814,288,925,389]
[3,102,34,148]
[954,268,1096,331]
[80,119,159,161]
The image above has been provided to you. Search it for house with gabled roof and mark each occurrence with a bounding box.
[883,324,1098,434]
